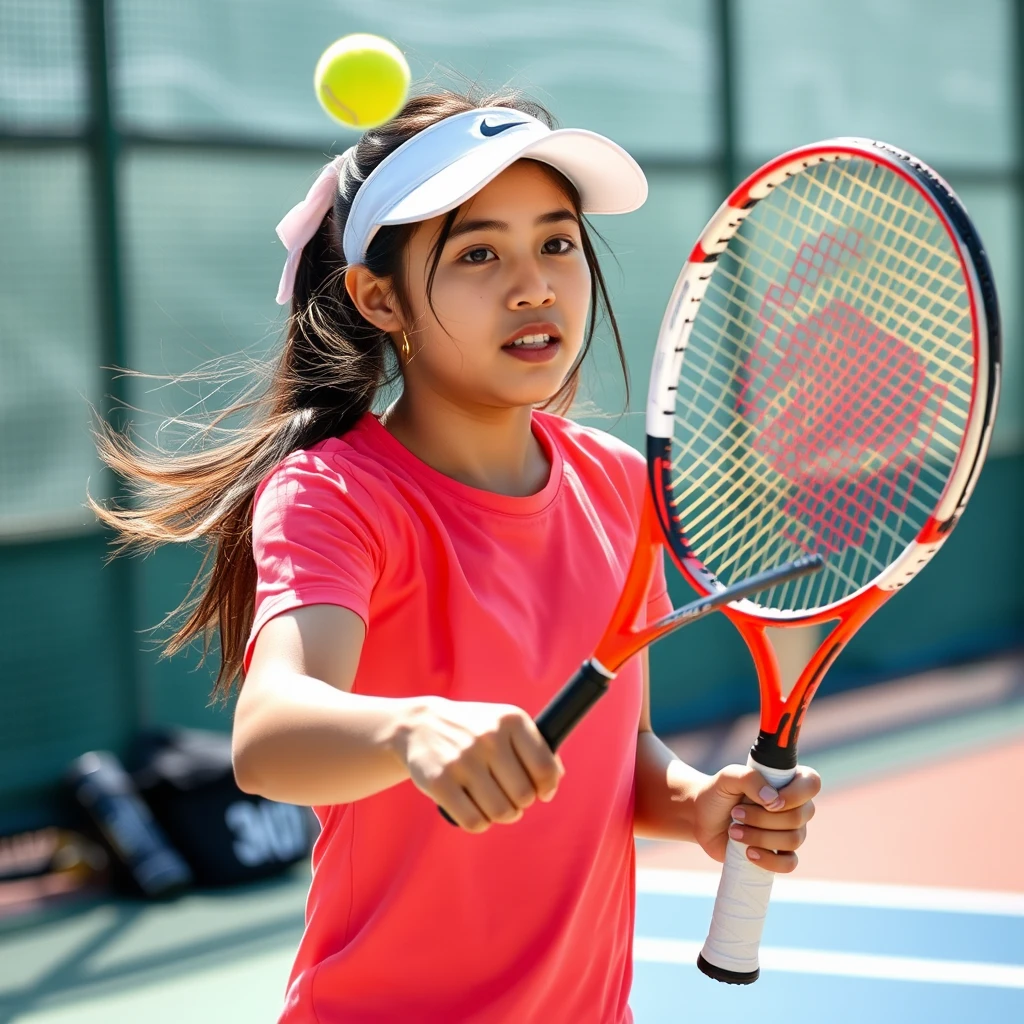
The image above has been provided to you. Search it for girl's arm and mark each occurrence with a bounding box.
[632,650,708,843]
[233,604,412,804]
[632,653,820,872]
[233,604,562,828]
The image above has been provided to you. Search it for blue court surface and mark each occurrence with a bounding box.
[1,865,1020,1022]
[632,869,1024,1022]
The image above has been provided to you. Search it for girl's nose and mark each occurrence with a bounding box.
[509,259,556,309]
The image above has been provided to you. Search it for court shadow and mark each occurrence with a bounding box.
[0,869,307,1022]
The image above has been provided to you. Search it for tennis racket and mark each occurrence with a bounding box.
[645,138,1000,984]
[440,551,824,825]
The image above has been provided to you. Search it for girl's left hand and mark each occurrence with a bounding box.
[691,765,821,873]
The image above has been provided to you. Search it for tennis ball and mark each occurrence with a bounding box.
[314,34,411,129]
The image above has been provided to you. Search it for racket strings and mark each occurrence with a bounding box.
[684,218,974,452]
[669,157,975,612]
[698,185,976,395]
[760,169,974,402]
[744,294,948,555]
[673,317,949,576]
[695,259,973,425]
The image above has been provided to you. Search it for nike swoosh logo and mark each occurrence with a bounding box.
[480,119,527,137]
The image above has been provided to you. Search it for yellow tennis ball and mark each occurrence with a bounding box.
[314,34,411,129]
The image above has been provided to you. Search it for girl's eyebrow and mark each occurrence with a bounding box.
[447,209,579,241]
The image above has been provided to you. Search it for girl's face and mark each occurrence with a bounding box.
[396,160,592,412]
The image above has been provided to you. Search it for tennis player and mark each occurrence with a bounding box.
[93,92,820,1022]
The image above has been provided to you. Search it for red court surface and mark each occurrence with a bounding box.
[638,654,1024,893]
[638,734,1024,891]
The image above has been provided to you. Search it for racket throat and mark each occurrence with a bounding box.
[749,727,799,772]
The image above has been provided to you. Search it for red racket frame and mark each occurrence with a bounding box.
[647,138,1000,776]
[644,138,1000,984]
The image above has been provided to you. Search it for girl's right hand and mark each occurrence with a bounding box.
[392,696,565,832]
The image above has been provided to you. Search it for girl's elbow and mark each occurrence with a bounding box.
[230,708,272,796]
[231,737,263,795]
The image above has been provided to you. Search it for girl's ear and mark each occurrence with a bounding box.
[345,266,403,333]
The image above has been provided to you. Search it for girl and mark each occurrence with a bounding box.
[93,91,819,1023]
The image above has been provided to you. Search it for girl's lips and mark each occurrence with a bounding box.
[501,321,561,347]
[501,339,562,362]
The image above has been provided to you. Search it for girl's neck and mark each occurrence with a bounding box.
[379,394,551,498]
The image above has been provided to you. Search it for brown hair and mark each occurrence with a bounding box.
[89,89,630,702]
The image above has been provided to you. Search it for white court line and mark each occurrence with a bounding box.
[633,937,1024,990]
[637,869,1024,917]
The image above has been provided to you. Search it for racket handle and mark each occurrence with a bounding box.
[534,660,614,751]
[438,661,612,826]
[697,754,797,984]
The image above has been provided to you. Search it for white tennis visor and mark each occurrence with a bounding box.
[342,106,648,265]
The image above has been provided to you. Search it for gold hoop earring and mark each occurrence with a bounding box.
[401,330,411,360]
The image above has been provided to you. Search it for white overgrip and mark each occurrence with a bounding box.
[699,754,797,977]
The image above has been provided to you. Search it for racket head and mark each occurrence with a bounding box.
[663,141,1003,986]
[646,138,1001,624]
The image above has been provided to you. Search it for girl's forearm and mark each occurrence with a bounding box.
[633,730,711,841]
[232,672,421,805]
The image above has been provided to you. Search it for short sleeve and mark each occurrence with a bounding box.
[244,451,384,672]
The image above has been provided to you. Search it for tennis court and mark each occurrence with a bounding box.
[632,876,1024,1021]
[2,655,1020,1023]
[2,4,1023,1022]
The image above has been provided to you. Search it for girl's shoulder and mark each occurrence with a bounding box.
[534,411,645,479]
[534,412,649,521]
[251,419,397,526]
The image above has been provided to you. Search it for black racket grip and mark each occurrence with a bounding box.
[438,661,612,826]
[534,660,613,752]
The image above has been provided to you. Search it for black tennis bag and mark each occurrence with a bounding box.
[129,727,315,887]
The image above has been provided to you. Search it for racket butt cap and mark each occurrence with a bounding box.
[696,953,760,985]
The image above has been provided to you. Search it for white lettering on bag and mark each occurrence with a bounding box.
[224,800,306,866]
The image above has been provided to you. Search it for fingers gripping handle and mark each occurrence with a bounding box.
[697,755,797,984]
[438,661,612,826]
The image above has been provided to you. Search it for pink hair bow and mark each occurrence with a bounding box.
[275,149,353,305]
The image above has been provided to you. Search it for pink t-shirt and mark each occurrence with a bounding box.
[246,410,672,1024]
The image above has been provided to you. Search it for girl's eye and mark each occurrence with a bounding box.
[543,237,576,255]
[462,247,495,264]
